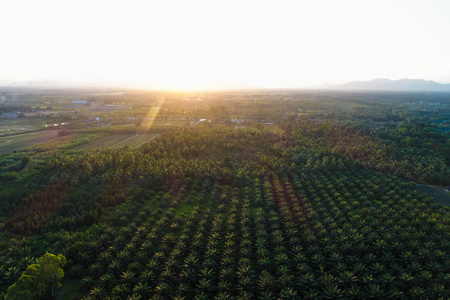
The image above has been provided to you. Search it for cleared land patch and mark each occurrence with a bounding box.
[74,133,158,149]
[417,184,450,207]
[0,130,62,154]
[0,118,45,135]
[113,133,159,148]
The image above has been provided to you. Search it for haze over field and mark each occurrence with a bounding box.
[316,78,450,91]
[1,0,450,90]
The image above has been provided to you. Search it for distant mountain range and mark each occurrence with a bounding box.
[2,78,450,92]
[314,78,450,92]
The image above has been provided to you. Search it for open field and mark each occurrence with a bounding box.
[0,118,46,135]
[0,130,62,154]
[73,133,159,149]
[417,184,450,207]
[111,133,159,148]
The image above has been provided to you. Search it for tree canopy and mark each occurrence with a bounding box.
[5,253,66,300]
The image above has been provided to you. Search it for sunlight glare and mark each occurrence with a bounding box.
[143,98,165,132]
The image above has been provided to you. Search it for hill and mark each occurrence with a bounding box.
[317,78,450,91]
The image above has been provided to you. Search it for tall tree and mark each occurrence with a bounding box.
[5,253,66,300]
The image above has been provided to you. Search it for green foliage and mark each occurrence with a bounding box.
[0,91,449,298]
[5,253,66,300]
[5,186,67,235]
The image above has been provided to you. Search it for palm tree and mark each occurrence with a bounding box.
[89,286,104,299]
[154,282,172,298]
[366,283,384,298]
[214,292,233,300]
[99,273,116,290]
[279,287,299,299]
[196,278,212,294]
[347,285,361,299]
[322,284,344,299]
[81,276,94,291]
[120,270,136,288]
[194,292,208,300]
[132,281,151,299]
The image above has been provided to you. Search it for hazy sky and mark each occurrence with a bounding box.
[1,0,449,89]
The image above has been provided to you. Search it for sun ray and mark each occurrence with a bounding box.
[143,97,165,132]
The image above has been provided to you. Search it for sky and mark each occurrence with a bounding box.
[0,0,449,90]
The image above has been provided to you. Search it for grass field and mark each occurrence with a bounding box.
[0,118,46,135]
[73,133,159,149]
[417,184,450,207]
[0,130,62,154]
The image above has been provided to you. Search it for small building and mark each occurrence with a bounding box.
[72,100,87,107]
[2,111,20,118]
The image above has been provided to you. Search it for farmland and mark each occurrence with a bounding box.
[74,133,159,149]
[0,130,62,154]
[0,118,45,135]
[0,88,449,299]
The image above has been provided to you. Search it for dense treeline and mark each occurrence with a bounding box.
[5,185,67,235]
[359,122,450,165]
[285,120,449,185]
[0,105,32,114]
